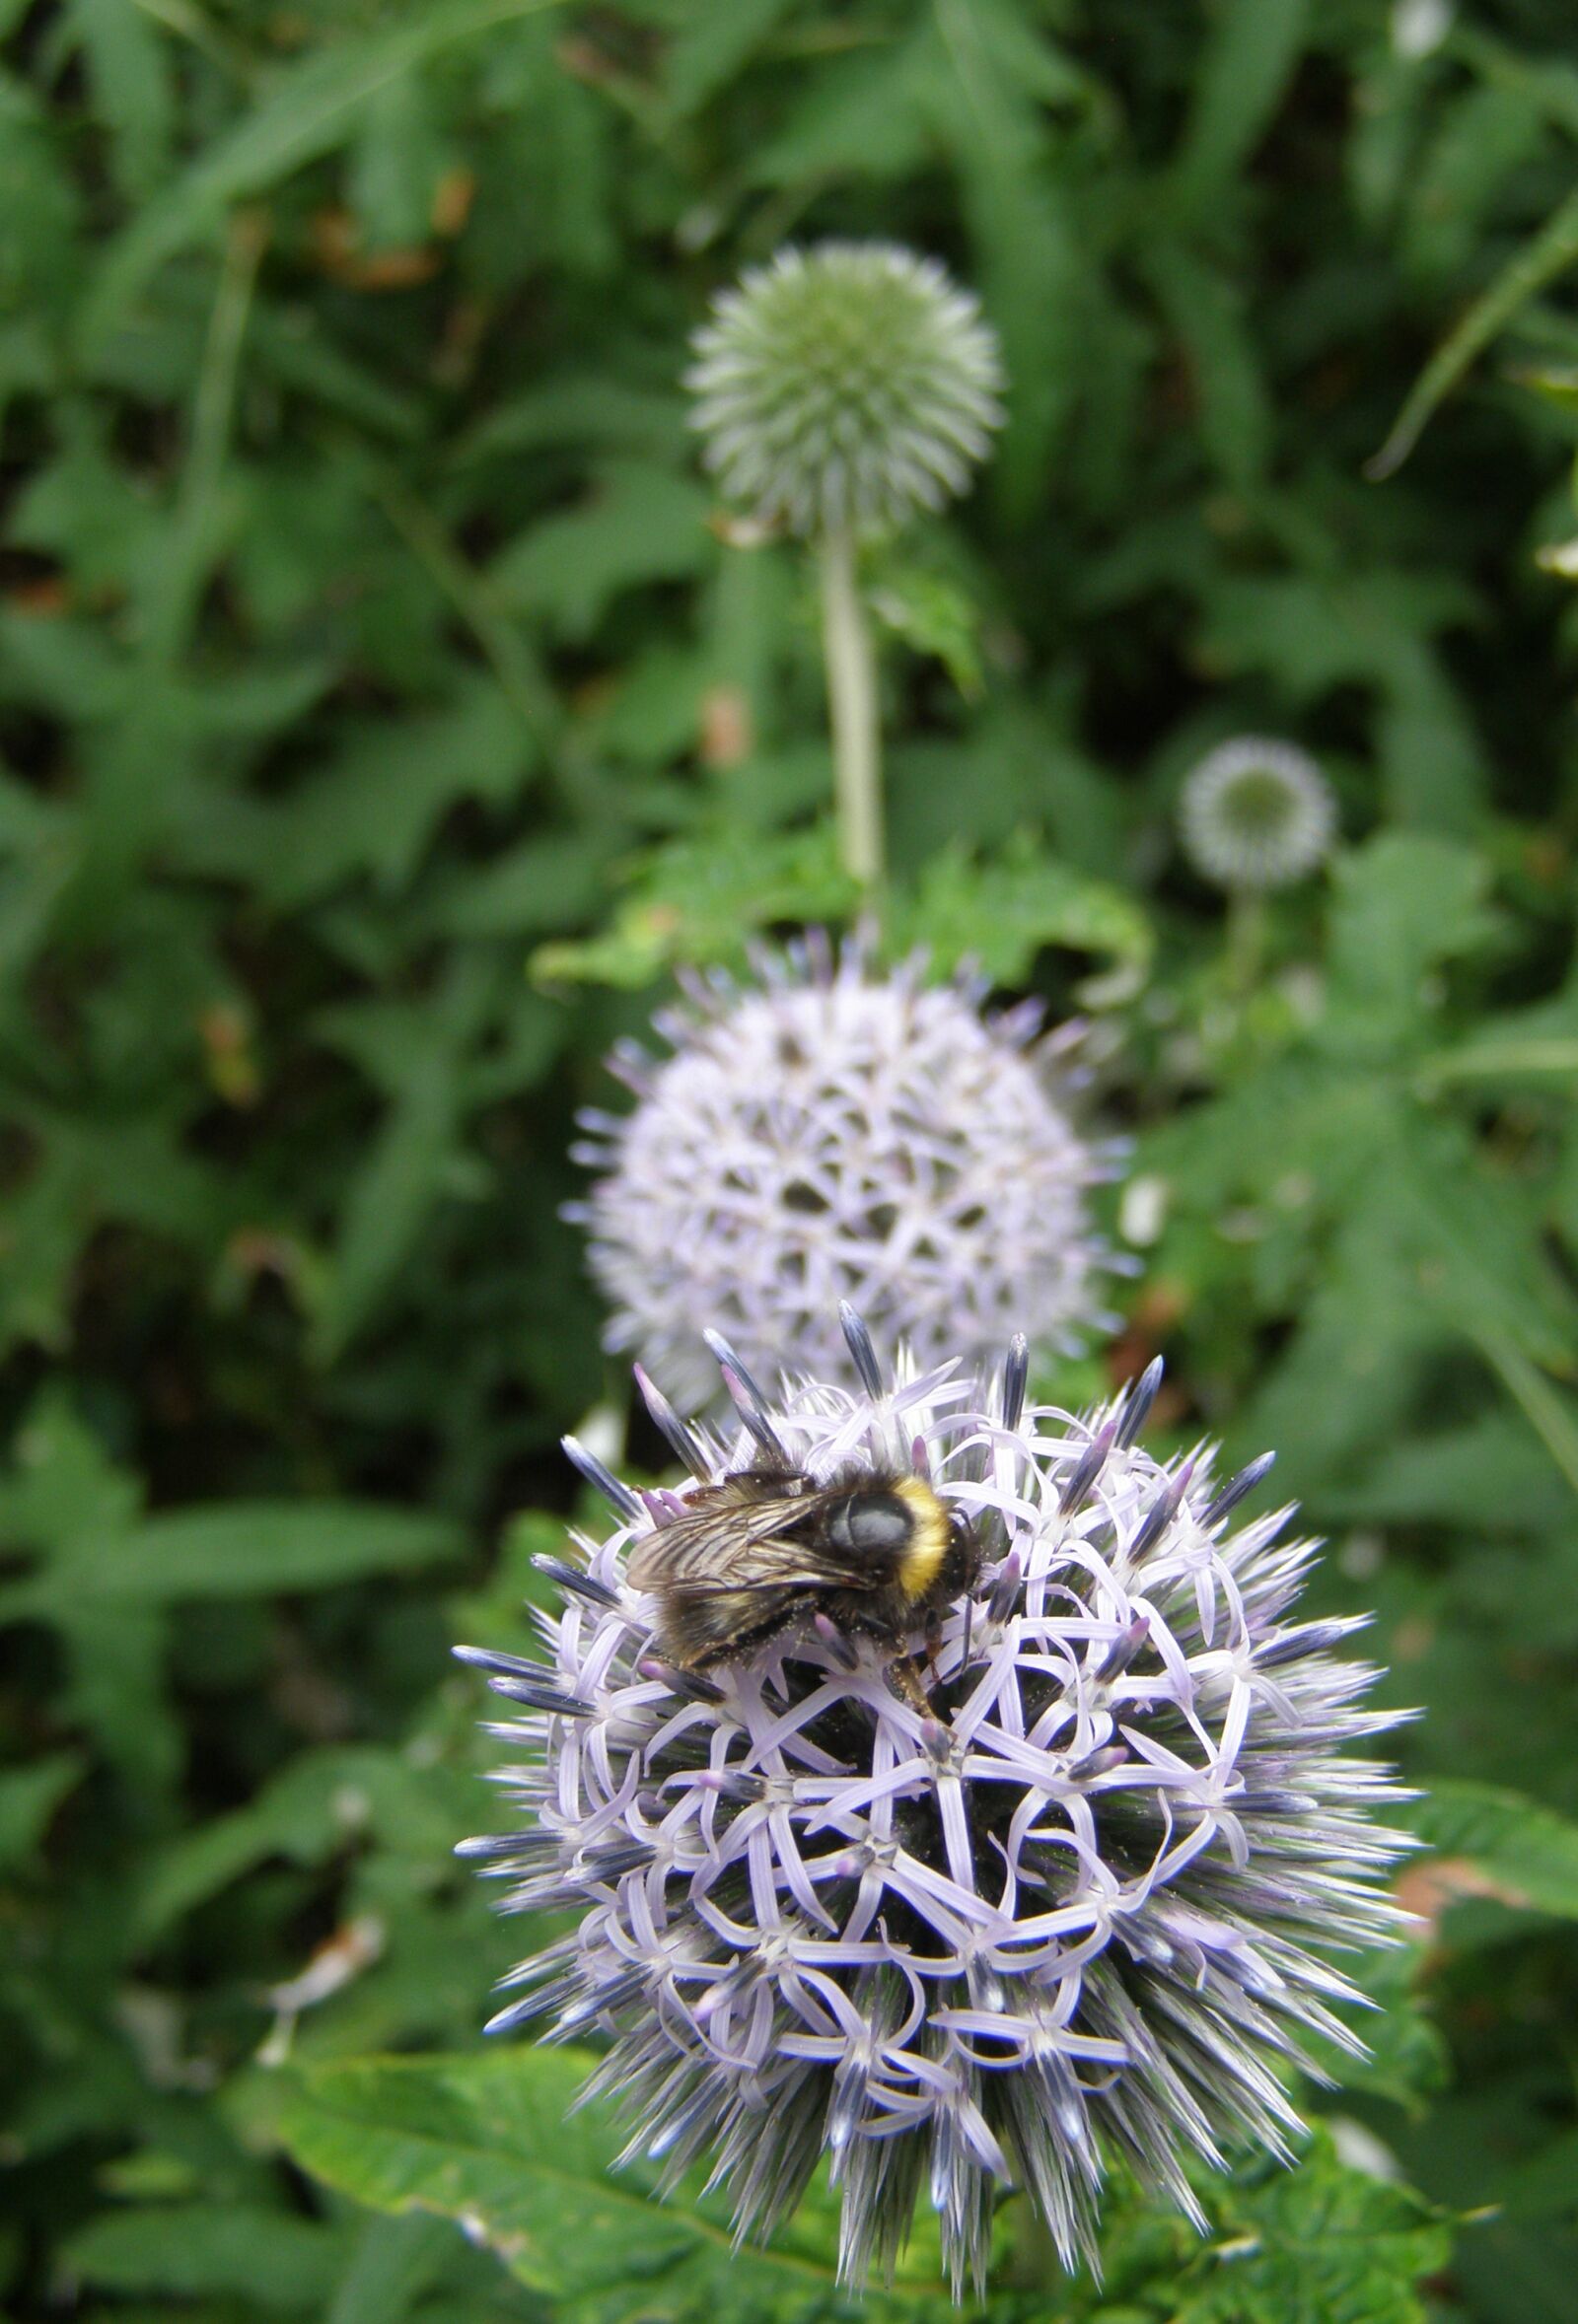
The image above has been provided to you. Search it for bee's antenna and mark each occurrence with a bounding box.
[838,1303,884,1399]
[561,1436,642,1521]
[632,1365,710,1479]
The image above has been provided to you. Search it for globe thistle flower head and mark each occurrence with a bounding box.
[1179,738,1337,893]
[567,940,1123,1415]
[457,1317,1413,2299]
[686,242,1004,537]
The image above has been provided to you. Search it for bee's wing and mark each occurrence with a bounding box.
[626,1493,883,1597]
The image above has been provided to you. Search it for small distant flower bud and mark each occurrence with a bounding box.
[1179,738,1337,893]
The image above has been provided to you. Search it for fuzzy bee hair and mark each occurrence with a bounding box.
[624,1462,977,1673]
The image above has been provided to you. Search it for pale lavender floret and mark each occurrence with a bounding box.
[568,941,1127,1414]
[458,1319,1414,2298]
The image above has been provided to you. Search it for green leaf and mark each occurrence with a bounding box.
[419,830,614,940]
[453,376,686,466]
[1171,0,1310,211]
[0,1751,84,1869]
[311,990,483,1363]
[491,460,715,641]
[1169,2133,1450,2324]
[347,73,447,252]
[276,2047,953,2323]
[1322,833,1498,1054]
[1322,1410,1572,1534]
[255,679,538,909]
[1415,979,1578,1093]
[136,1745,470,1937]
[532,824,857,988]
[64,0,174,201]
[1369,182,1578,477]
[79,0,570,349]
[0,1503,462,1621]
[326,2213,455,2324]
[886,833,1153,987]
[663,0,798,116]
[1144,245,1272,491]
[1410,1780,1578,1921]
[64,2205,346,2308]
[916,1,1085,514]
[866,559,984,697]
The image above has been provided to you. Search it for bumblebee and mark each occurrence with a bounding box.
[625,1463,978,1682]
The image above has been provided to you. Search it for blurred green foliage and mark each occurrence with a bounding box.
[4,0,1578,2317]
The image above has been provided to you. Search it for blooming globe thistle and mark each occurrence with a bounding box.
[686,243,1004,538]
[566,942,1122,1414]
[457,1313,1411,2298]
[1178,739,1337,893]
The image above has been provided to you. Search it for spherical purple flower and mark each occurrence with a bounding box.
[567,943,1123,1413]
[457,1316,1412,2298]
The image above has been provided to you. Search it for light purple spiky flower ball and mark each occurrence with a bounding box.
[457,1315,1411,2299]
[567,942,1124,1414]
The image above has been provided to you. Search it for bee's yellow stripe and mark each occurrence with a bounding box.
[892,1475,951,1602]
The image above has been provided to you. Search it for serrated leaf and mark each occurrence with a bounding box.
[1169,2134,1449,2324]
[276,2047,954,2324]
[1322,834,1498,1053]
[1410,1780,1578,1921]
[532,824,856,988]
[866,560,984,697]
[886,834,1152,986]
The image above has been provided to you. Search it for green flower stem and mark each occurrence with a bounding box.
[1226,886,1267,994]
[819,525,883,890]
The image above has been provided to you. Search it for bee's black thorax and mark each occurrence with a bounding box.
[631,1459,979,1677]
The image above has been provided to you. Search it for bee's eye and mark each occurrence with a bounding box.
[833,1494,911,1554]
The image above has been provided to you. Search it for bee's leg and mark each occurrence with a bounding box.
[921,1608,946,1683]
[890,1653,934,1716]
